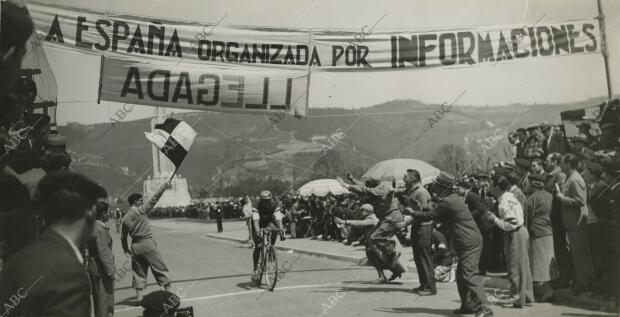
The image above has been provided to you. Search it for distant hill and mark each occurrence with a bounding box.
[60,96,606,198]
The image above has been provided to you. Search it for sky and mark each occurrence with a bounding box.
[26,0,620,125]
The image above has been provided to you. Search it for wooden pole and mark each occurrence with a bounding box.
[597,0,614,100]
[304,29,313,117]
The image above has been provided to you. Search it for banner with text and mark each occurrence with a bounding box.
[28,1,601,113]
[30,2,601,71]
[99,56,309,115]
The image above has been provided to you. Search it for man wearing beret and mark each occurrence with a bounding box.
[404,171,492,317]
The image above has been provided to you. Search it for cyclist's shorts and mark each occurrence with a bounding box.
[252,220,278,247]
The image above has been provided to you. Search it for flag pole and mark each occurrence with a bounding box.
[169,168,178,182]
[597,0,614,100]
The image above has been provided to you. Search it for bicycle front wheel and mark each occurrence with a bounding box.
[263,246,278,291]
[255,247,265,286]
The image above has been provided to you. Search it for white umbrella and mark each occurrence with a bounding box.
[363,158,440,183]
[298,179,349,197]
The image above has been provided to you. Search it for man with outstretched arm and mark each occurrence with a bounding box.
[122,181,172,304]
[337,172,405,282]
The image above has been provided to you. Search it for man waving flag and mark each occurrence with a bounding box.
[144,118,197,173]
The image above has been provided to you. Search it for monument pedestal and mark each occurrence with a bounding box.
[143,175,192,207]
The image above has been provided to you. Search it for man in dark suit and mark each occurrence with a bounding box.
[456,181,495,275]
[406,171,492,317]
[0,1,34,100]
[87,200,116,317]
[0,171,106,317]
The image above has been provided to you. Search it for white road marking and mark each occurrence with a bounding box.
[114,279,419,313]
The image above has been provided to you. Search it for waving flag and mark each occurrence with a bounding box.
[145,118,197,170]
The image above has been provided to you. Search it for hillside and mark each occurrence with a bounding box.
[60,97,606,198]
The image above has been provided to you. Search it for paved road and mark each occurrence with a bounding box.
[109,219,616,317]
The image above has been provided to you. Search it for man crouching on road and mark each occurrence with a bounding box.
[122,181,172,304]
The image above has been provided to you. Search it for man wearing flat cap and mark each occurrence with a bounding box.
[405,171,492,317]
[524,173,556,302]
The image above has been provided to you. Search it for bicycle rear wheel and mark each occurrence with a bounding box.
[263,246,278,291]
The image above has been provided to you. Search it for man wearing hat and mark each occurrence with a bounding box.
[122,181,173,303]
[397,169,435,295]
[576,122,597,147]
[406,171,492,317]
[524,173,555,302]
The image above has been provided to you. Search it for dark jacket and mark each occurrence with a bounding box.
[412,192,482,251]
[525,189,553,238]
[464,190,493,232]
[87,221,115,279]
[0,230,91,317]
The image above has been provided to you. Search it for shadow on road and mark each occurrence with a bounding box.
[375,307,454,315]
[312,285,412,295]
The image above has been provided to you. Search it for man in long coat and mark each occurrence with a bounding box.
[405,171,492,317]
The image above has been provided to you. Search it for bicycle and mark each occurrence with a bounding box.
[254,227,283,291]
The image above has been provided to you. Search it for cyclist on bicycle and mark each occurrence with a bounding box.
[251,190,286,282]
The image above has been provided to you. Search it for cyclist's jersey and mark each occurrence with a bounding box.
[251,203,283,245]
[256,199,283,228]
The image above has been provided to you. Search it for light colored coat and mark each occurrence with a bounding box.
[558,170,588,231]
